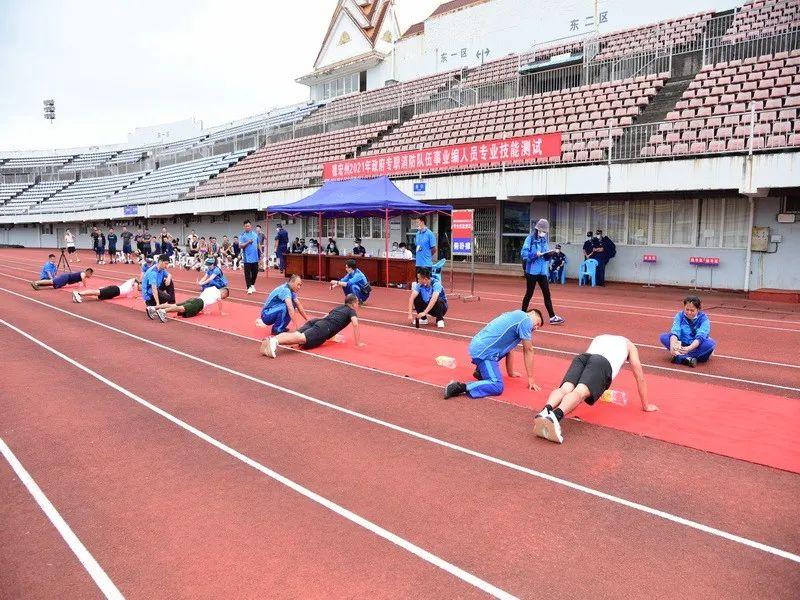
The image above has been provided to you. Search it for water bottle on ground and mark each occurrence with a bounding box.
[600,389,628,406]
[333,334,345,343]
[435,356,457,369]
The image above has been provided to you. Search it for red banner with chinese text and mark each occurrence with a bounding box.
[323,133,562,180]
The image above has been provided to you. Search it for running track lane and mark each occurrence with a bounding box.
[2,275,800,551]
[2,284,799,598]
[0,323,501,599]
[1,257,797,394]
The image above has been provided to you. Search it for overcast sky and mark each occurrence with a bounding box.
[0,0,441,152]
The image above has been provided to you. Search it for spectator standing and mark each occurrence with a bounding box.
[121,226,134,263]
[414,216,436,269]
[107,227,118,264]
[240,219,261,294]
[142,228,153,258]
[596,229,615,286]
[95,230,106,264]
[134,227,144,256]
[520,219,565,325]
[64,229,79,263]
[90,227,100,256]
[273,223,289,272]
[256,225,267,269]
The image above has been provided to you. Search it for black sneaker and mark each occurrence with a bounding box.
[686,357,697,368]
[444,381,467,399]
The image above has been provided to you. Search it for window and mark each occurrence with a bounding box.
[550,201,569,244]
[302,217,319,239]
[722,197,749,248]
[325,219,336,238]
[371,217,383,239]
[360,217,372,238]
[40,224,53,235]
[502,202,530,234]
[606,201,625,241]
[627,199,650,245]
[698,198,723,248]
[336,217,355,239]
[570,202,588,243]
[653,199,695,245]
[652,199,673,245]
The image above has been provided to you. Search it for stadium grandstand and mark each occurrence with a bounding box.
[1,0,798,294]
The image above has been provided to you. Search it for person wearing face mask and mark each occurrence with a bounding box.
[520,219,565,325]
[595,228,615,285]
[659,295,716,368]
[582,231,604,286]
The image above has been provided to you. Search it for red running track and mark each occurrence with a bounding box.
[1,248,799,597]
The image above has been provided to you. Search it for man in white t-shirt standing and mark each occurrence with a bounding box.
[64,229,79,263]
[73,277,140,303]
[534,334,658,443]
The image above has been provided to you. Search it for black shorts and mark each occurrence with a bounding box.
[67,246,76,254]
[298,319,334,350]
[561,353,613,404]
[145,290,172,307]
[98,285,120,301]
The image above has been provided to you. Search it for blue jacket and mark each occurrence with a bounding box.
[670,311,711,345]
[341,268,368,289]
[40,261,57,280]
[521,233,549,276]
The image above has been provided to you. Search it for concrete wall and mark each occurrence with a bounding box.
[749,197,800,291]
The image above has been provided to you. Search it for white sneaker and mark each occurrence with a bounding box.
[156,309,167,323]
[419,317,429,325]
[537,413,564,444]
[247,286,254,295]
[267,337,278,358]
[146,306,156,320]
[72,291,82,303]
[436,319,445,328]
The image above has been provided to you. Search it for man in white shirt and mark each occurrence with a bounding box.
[148,286,229,322]
[73,277,139,303]
[534,334,658,443]
[64,229,79,262]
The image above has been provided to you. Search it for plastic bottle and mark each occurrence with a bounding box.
[435,356,457,369]
[600,389,628,406]
[333,334,345,343]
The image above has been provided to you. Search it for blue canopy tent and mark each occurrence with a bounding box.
[265,177,452,284]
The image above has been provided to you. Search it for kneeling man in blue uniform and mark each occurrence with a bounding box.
[444,308,544,399]
[257,274,309,334]
[330,259,371,304]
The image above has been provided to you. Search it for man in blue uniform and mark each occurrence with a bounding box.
[273,223,289,273]
[330,259,370,304]
[444,308,544,399]
[256,274,309,334]
[31,268,93,290]
[141,255,173,308]
[659,295,716,367]
[408,267,447,327]
[38,254,58,281]
[414,216,436,269]
[240,219,260,294]
[197,257,229,290]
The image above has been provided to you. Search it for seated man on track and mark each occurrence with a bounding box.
[148,286,230,323]
[444,308,544,400]
[256,274,309,334]
[31,268,93,291]
[329,259,370,304]
[659,295,716,368]
[197,257,228,290]
[38,254,58,282]
[408,267,447,328]
[533,334,658,444]
[73,277,140,303]
[261,294,365,357]
[141,255,174,309]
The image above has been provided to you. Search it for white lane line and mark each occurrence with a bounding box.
[2,293,799,564]
[0,437,125,600]
[1,319,516,600]
[0,273,797,393]
[4,254,800,332]
[2,257,798,369]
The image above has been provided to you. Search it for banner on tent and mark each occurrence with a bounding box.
[323,133,562,180]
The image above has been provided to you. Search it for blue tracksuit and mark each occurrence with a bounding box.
[521,233,549,276]
[39,261,58,280]
[659,311,716,362]
[466,310,534,398]
[260,283,296,334]
[339,268,370,302]
[202,266,229,290]
[415,228,436,267]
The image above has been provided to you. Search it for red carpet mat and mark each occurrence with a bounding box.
[76,279,799,473]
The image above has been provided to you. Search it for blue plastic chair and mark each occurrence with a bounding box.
[431,258,446,283]
[548,256,568,285]
[578,258,598,287]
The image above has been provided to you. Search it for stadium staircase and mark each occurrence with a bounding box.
[351,122,402,157]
